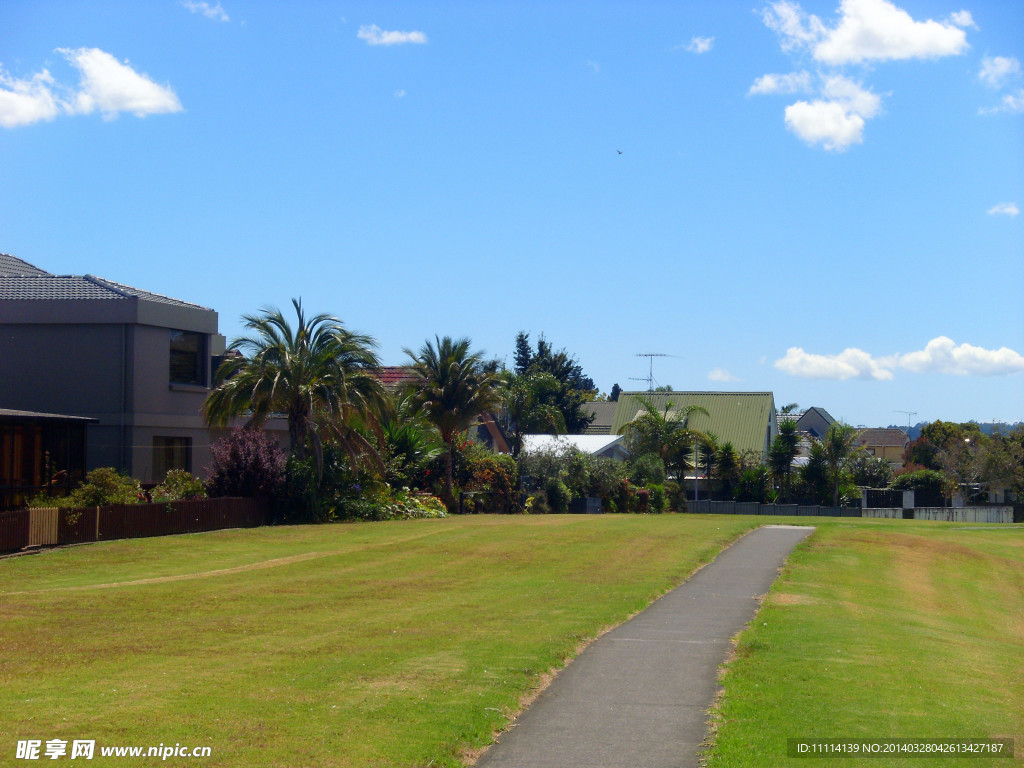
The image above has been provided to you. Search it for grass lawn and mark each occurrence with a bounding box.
[0,514,757,767]
[705,520,1024,767]
[2,515,1020,767]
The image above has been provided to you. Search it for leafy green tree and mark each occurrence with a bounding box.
[767,419,801,502]
[609,383,621,402]
[848,453,895,488]
[404,336,503,510]
[618,397,708,481]
[501,372,567,457]
[203,299,387,483]
[512,332,596,433]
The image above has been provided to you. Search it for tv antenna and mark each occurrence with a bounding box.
[633,353,672,392]
[894,410,917,430]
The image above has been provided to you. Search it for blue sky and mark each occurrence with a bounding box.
[2,0,1022,428]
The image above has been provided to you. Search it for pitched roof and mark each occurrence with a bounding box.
[612,391,777,456]
[582,401,617,435]
[0,253,51,277]
[522,433,626,457]
[375,366,417,389]
[0,272,211,310]
[856,428,909,447]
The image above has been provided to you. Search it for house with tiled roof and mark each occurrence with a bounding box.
[0,253,285,491]
[855,427,909,466]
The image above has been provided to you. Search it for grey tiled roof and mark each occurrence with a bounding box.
[85,275,211,309]
[0,273,212,310]
[0,253,51,277]
[0,276,126,301]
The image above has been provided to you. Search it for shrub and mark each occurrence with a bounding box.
[206,427,286,499]
[152,469,207,502]
[544,478,572,514]
[616,478,635,513]
[341,488,448,521]
[636,487,651,514]
[464,451,520,513]
[628,453,667,487]
[648,484,666,513]
[525,493,551,515]
[66,468,143,507]
[664,480,686,512]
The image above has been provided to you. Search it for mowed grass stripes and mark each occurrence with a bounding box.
[1,515,757,767]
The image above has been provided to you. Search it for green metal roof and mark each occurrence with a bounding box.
[611,392,778,457]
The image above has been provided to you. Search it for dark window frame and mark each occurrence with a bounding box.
[169,330,207,386]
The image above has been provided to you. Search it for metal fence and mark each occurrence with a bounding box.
[0,497,268,554]
[688,500,861,517]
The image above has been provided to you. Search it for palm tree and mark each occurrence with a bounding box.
[618,397,709,480]
[404,336,503,510]
[714,441,740,499]
[501,372,566,458]
[203,299,388,483]
[822,422,860,506]
[768,419,801,502]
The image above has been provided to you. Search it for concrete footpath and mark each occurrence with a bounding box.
[475,525,815,768]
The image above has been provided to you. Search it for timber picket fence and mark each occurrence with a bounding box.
[0,497,268,554]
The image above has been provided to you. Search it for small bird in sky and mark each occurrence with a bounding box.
[617,149,622,154]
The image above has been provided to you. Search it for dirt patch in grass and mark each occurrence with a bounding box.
[770,592,817,606]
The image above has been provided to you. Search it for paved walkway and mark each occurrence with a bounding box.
[475,525,814,768]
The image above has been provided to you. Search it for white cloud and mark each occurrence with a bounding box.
[775,346,895,380]
[784,76,880,150]
[775,337,1024,380]
[0,50,181,128]
[394,89,406,98]
[948,10,976,29]
[980,89,1024,115]
[181,1,229,22]
[59,48,182,119]
[761,0,970,62]
[708,368,740,382]
[0,67,61,128]
[979,56,1021,89]
[811,0,970,65]
[897,337,1024,376]
[686,36,715,54]
[357,25,427,46]
[761,0,827,53]
[987,202,1020,217]
[756,1,963,151]
[748,71,812,95]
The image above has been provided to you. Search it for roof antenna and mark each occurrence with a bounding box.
[633,353,670,392]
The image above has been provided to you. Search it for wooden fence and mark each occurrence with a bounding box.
[0,497,268,554]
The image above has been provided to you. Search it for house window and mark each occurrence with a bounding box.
[169,330,205,385]
[153,437,191,480]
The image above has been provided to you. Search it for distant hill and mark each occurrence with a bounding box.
[884,422,1023,442]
